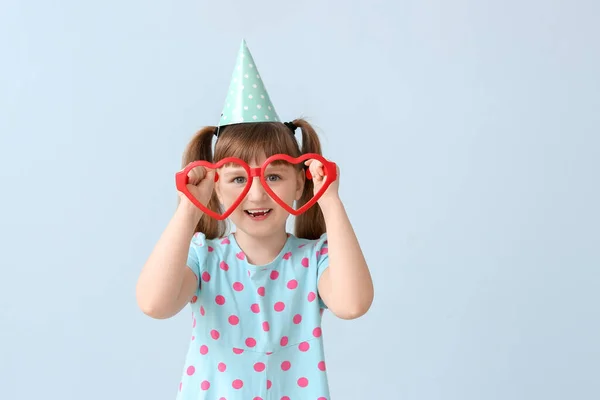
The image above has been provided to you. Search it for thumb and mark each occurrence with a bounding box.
[205,169,216,182]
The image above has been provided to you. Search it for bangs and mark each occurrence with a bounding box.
[213,122,302,167]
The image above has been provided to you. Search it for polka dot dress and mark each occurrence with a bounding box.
[177,231,330,400]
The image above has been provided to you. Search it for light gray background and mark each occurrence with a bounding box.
[1,0,598,399]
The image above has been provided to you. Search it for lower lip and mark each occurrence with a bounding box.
[245,210,272,221]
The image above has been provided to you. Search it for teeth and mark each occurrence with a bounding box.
[246,209,270,215]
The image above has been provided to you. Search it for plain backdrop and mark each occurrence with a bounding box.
[1,0,599,399]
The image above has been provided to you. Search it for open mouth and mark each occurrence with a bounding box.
[244,209,272,218]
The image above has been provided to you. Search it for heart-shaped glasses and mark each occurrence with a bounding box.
[175,153,337,220]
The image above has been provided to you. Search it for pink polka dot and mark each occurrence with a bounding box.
[236,251,245,260]
[297,377,309,387]
[220,260,229,271]
[186,366,195,375]
[192,318,196,328]
[270,270,279,280]
[254,362,266,372]
[282,396,290,400]
[257,286,265,296]
[210,330,220,340]
[267,379,272,389]
[313,327,322,337]
[293,314,302,324]
[251,303,260,313]
[280,336,288,346]
[245,337,256,347]
[283,251,292,260]
[191,295,198,303]
[232,379,243,389]
[301,257,309,267]
[318,361,326,371]
[262,321,270,331]
[200,345,208,355]
[287,279,298,289]
[215,295,225,305]
[221,237,230,244]
[233,347,244,354]
[274,302,285,312]
[200,305,206,315]
[219,398,226,400]
[191,335,195,341]
[202,271,211,282]
[200,380,210,390]
[253,397,263,400]
[320,248,328,255]
[179,382,182,391]
[208,246,214,252]
[266,351,273,355]
[228,315,239,325]
[307,292,316,302]
[298,341,310,352]
[281,361,291,371]
[233,282,244,291]
[218,362,227,372]
[318,397,327,400]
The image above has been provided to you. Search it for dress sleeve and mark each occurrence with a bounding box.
[315,233,329,308]
[187,232,208,285]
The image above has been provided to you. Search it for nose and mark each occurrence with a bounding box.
[246,176,268,202]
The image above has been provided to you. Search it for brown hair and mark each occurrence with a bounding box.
[180,119,326,240]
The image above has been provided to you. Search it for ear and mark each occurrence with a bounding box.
[214,177,223,204]
[295,168,306,201]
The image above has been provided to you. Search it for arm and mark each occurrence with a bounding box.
[318,197,374,320]
[135,202,202,319]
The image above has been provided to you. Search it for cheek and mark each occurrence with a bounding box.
[219,185,244,205]
[272,183,299,203]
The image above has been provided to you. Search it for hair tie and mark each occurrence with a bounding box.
[284,121,297,134]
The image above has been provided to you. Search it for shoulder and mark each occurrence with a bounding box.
[189,232,233,249]
[287,233,328,260]
[188,232,233,265]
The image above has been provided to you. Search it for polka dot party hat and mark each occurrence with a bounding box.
[218,39,280,127]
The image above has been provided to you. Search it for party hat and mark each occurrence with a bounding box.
[218,40,280,127]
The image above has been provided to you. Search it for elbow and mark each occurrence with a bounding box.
[332,296,374,320]
[137,300,172,319]
[136,284,173,320]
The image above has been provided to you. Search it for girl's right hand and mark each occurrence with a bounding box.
[178,165,216,209]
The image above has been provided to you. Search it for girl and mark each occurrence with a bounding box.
[136,40,374,400]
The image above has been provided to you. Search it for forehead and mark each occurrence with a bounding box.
[220,155,295,173]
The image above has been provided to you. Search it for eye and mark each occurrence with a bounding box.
[232,176,247,184]
[266,174,281,182]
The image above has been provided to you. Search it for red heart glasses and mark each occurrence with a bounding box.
[175,153,337,220]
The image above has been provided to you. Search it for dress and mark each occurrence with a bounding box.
[176,231,331,400]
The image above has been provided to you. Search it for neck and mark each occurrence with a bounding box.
[233,229,289,266]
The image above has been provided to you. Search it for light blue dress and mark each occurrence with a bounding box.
[176,231,331,400]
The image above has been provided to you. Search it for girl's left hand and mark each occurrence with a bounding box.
[304,159,340,204]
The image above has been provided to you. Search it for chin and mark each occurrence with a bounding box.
[230,208,289,238]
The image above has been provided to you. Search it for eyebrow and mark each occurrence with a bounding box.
[265,164,291,171]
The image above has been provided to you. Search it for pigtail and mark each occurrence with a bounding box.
[292,119,327,240]
[180,126,227,239]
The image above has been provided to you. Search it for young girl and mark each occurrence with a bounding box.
[136,40,374,400]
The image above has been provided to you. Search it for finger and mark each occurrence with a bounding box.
[205,169,216,183]
[313,162,324,179]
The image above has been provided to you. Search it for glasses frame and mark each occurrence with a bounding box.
[175,153,337,220]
